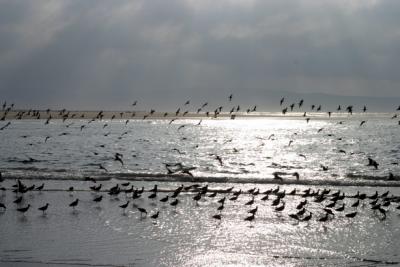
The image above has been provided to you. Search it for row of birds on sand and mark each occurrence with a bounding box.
[1,179,398,223]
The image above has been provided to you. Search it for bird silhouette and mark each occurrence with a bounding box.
[69,199,79,209]
[17,204,30,214]
[150,211,159,219]
[367,158,379,169]
[38,203,49,214]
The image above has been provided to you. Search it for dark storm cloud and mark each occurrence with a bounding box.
[0,0,399,110]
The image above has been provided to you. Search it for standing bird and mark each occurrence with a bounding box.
[17,204,31,214]
[150,211,159,219]
[345,211,357,218]
[137,207,148,217]
[93,195,103,203]
[36,183,44,191]
[244,214,255,222]
[69,199,79,209]
[119,201,129,212]
[170,199,179,208]
[38,203,49,214]
[212,214,222,220]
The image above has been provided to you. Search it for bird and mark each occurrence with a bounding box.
[360,121,366,126]
[69,199,79,209]
[38,203,49,214]
[148,191,157,199]
[351,199,360,207]
[318,212,330,222]
[114,153,124,166]
[297,208,306,216]
[273,172,283,181]
[137,207,148,217]
[244,214,255,221]
[217,204,224,212]
[212,214,222,220]
[345,211,357,218]
[335,204,345,212]
[275,203,285,212]
[367,157,379,169]
[17,204,30,214]
[170,199,179,207]
[119,201,129,211]
[90,184,102,192]
[36,183,44,191]
[150,211,159,219]
[193,193,202,203]
[93,195,103,203]
[320,164,329,171]
[0,203,6,210]
[160,195,169,203]
[13,196,23,204]
[214,155,223,166]
[99,164,108,172]
[248,206,258,215]
[208,192,217,198]
[301,212,313,222]
[245,197,255,206]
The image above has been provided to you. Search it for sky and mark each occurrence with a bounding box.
[0,0,400,111]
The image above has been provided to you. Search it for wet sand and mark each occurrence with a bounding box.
[1,179,400,266]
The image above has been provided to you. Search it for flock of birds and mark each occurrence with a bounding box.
[0,96,399,178]
[0,96,399,224]
[0,178,399,224]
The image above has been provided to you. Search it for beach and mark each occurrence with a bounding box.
[1,179,400,267]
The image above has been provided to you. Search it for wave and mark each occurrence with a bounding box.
[1,168,400,187]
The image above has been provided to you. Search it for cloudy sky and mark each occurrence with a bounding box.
[0,0,399,111]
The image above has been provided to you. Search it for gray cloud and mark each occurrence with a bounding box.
[0,0,400,110]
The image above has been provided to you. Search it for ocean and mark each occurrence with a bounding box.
[1,112,400,266]
[0,112,398,184]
